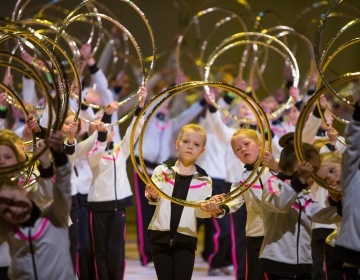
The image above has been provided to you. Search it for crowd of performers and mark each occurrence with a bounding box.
[0,35,359,280]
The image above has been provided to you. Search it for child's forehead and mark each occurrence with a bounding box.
[233,134,254,141]
[182,130,204,138]
[0,145,15,153]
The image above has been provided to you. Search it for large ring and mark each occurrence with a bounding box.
[130,81,271,208]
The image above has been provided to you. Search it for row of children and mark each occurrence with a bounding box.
[0,38,358,280]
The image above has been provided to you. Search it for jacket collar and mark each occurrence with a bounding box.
[163,158,208,176]
[271,116,284,126]
[244,163,262,171]
[105,141,115,151]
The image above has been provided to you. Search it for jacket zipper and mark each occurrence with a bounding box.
[29,227,39,280]
[168,172,195,248]
[113,154,118,211]
[295,198,302,278]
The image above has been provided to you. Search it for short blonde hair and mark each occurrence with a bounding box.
[230,128,260,152]
[177,124,207,146]
[320,152,341,167]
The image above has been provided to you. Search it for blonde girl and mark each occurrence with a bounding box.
[145,124,213,280]
[202,128,278,280]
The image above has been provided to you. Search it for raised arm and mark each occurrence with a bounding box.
[121,85,147,157]
[302,95,327,143]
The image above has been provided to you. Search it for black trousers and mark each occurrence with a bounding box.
[205,178,232,268]
[69,194,78,274]
[229,198,247,280]
[0,267,9,280]
[246,236,265,280]
[133,172,156,266]
[90,209,126,280]
[77,193,95,280]
[312,228,334,280]
[229,205,247,280]
[151,242,195,280]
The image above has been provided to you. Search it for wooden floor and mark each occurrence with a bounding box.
[124,224,234,280]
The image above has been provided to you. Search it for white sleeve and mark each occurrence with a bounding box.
[207,110,234,144]
[91,70,114,106]
[170,102,204,132]
[262,176,301,213]
[21,76,38,105]
[302,114,322,144]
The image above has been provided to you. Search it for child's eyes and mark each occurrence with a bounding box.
[195,143,200,147]
[330,168,334,173]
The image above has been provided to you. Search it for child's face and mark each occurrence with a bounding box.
[317,164,341,188]
[288,106,300,126]
[237,102,255,120]
[0,145,18,167]
[0,186,32,224]
[176,131,205,162]
[232,135,261,165]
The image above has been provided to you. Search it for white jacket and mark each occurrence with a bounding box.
[147,161,212,249]
[87,117,143,211]
[64,131,99,195]
[196,116,227,180]
[260,175,341,277]
[219,167,275,237]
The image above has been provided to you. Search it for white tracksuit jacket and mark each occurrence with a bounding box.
[260,175,341,277]
[147,161,212,249]
[87,116,144,211]
[218,167,275,237]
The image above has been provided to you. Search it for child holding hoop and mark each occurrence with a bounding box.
[201,127,279,280]
[145,124,213,280]
[259,133,341,279]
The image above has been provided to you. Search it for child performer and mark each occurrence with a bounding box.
[145,124,213,280]
[260,133,342,279]
[86,86,147,280]
[200,128,279,280]
[0,131,75,280]
[331,97,360,276]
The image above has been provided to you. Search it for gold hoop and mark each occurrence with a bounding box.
[130,81,271,208]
